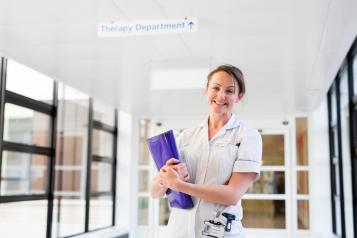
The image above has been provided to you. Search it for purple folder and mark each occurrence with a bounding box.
[147,130,194,209]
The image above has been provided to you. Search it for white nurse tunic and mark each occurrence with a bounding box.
[166,114,262,238]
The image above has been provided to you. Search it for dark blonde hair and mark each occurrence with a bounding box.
[207,64,245,96]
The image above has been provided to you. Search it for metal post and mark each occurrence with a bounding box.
[112,109,118,226]
[85,98,93,231]
[46,81,58,238]
[0,58,7,197]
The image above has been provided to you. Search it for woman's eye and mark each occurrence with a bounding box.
[226,90,234,94]
[212,87,219,91]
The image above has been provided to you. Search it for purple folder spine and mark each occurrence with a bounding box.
[147,130,194,209]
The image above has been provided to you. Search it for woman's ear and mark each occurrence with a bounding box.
[236,93,244,102]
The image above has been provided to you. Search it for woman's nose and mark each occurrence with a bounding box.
[217,90,226,99]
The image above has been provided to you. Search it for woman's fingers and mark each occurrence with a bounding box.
[165,158,180,166]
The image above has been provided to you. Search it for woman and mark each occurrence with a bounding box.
[150,64,262,237]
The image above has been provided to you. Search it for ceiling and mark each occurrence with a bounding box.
[0,0,356,118]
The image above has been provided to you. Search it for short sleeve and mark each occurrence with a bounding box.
[232,127,262,178]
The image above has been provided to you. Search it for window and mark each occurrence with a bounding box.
[327,39,357,237]
[0,58,56,238]
[0,200,48,237]
[87,100,117,231]
[53,84,89,237]
[138,119,151,226]
[295,117,310,230]
[328,81,345,237]
[340,66,354,238]
[6,59,54,103]
[243,130,289,230]
[4,103,51,147]
[1,151,48,196]
[0,58,119,238]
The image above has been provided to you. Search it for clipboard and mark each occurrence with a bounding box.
[147,130,194,209]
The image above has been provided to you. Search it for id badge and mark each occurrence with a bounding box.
[202,220,225,238]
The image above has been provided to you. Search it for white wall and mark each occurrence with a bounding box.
[308,98,333,238]
[116,110,138,236]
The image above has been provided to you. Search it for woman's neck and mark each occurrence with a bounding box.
[208,112,232,139]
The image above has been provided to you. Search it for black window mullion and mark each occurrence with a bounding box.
[2,141,52,155]
[46,81,58,238]
[90,191,112,198]
[335,76,347,238]
[112,109,118,226]
[5,90,54,115]
[0,194,47,203]
[85,98,94,232]
[0,57,7,196]
[93,120,115,134]
[92,155,113,164]
[328,89,337,234]
[348,46,357,238]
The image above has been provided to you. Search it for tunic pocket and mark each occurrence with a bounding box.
[215,143,239,184]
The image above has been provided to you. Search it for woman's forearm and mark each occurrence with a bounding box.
[172,173,256,206]
[174,181,240,205]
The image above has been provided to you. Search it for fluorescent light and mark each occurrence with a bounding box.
[150,68,208,90]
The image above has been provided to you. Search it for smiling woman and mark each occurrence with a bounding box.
[149,64,262,238]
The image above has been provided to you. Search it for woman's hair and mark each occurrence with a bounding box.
[207,64,245,96]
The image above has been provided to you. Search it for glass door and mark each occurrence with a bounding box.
[244,128,292,238]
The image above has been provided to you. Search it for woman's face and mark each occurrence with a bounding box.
[206,71,242,115]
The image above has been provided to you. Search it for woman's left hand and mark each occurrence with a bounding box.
[159,166,181,190]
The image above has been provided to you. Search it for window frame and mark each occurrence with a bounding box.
[327,36,357,238]
[0,57,119,238]
[0,57,58,238]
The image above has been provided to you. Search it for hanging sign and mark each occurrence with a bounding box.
[98,18,198,37]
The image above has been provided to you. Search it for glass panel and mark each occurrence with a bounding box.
[138,197,149,225]
[297,171,309,194]
[331,87,337,124]
[247,171,285,194]
[335,196,342,236]
[92,129,113,158]
[52,198,85,237]
[55,170,81,192]
[296,117,308,165]
[262,135,285,165]
[4,103,51,147]
[6,59,53,103]
[297,200,309,229]
[353,54,357,96]
[340,67,355,238]
[139,119,150,166]
[334,162,341,196]
[1,151,47,196]
[242,199,285,229]
[91,162,112,193]
[89,196,113,230]
[138,170,149,193]
[0,200,47,237]
[54,83,89,236]
[93,101,115,127]
[159,197,170,225]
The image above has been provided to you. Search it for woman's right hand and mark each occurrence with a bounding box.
[162,158,189,182]
[150,158,189,198]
